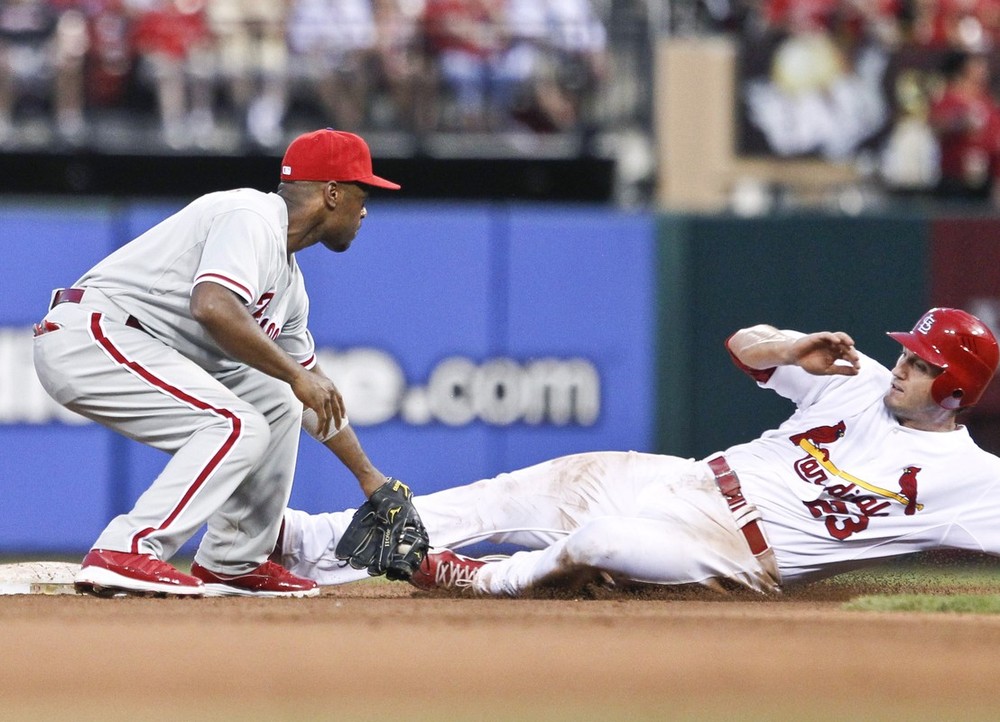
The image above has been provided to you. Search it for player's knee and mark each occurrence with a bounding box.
[562,518,629,569]
[231,408,272,460]
[269,376,300,409]
[259,377,303,430]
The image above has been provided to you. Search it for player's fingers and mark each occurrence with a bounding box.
[316,400,332,439]
[828,362,861,376]
[832,331,856,347]
[837,341,860,366]
[331,394,344,431]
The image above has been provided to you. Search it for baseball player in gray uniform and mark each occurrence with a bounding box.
[272,307,1000,596]
[33,129,401,598]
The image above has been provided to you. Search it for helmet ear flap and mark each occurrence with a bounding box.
[931,346,994,409]
[930,374,963,410]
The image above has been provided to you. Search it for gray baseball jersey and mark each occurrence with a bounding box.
[76,189,315,373]
[34,189,314,571]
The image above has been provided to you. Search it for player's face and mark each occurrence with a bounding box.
[884,348,953,430]
[321,182,369,253]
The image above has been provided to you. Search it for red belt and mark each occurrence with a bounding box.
[707,456,770,556]
[49,287,143,330]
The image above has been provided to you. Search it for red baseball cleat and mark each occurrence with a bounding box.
[74,548,204,597]
[409,549,488,592]
[190,560,319,598]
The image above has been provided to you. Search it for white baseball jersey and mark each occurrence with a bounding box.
[727,349,1000,583]
[278,344,1000,596]
[75,189,316,373]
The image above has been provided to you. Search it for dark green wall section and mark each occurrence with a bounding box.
[655,213,930,459]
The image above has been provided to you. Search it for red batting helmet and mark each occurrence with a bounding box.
[888,308,1000,410]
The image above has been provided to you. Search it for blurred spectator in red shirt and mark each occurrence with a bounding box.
[131,0,216,148]
[911,0,1000,50]
[763,0,840,33]
[53,0,134,110]
[762,0,903,44]
[928,48,1000,202]
[423,0,533,130]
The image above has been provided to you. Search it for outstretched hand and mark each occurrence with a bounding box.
[291,370,346,439]
[790,332,860,376]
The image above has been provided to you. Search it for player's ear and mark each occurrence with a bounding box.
[322,181,338,209]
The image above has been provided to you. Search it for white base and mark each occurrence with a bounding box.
[0,562,81,595]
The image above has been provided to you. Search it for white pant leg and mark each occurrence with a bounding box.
[282,451,697,584]
[475,467,780,596]
[34,306,272,561]
[414,450,698,548]
[279,508,369,585]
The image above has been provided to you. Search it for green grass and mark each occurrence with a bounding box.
[828,564,1000,589]
[823,553,1000,614]
[844,593,1000,614]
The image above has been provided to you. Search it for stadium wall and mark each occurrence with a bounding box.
[655,213,930,460]
[0,199,655,553]
[3,201,997,554]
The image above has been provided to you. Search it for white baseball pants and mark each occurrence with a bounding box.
[280,451,781,595]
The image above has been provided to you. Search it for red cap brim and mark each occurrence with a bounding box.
[358,174,401,190]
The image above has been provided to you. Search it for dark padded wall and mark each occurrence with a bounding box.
[655,213,930,458]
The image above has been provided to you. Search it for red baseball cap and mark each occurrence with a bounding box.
[280,129,401,189]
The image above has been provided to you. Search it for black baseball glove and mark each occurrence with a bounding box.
[334,478,430,581]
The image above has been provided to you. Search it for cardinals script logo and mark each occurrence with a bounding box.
[788,422,924,541]
[789,422,922,512]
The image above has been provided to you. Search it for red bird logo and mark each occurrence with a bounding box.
[898,466,921,516]
[789,421,847,447]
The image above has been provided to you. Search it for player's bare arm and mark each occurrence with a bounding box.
[729,324,860,376]
[321,424,388,497]
[190,280,344,436]
[298,362,386,496]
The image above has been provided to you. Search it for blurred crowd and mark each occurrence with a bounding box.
[0,0,615,150]
[10,0,1000,210]
[699,0,1000,50]
[728,0,1000,207]
[687,0,1000,209]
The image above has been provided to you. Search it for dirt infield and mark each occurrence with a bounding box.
[4,572,1000,722]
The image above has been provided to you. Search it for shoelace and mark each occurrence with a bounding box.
[434,558,481,589]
